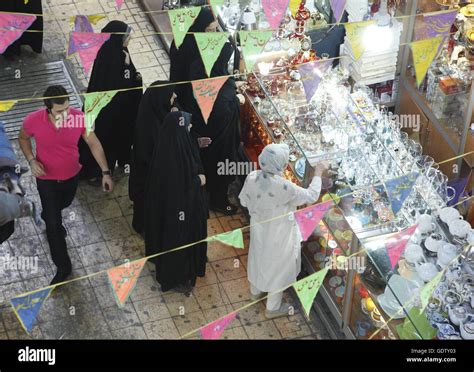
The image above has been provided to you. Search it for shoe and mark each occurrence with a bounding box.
[211,204,238,215]
[250,292,266,301]
[171,284,193,297]
[50,270,71,285]
[265,303,292,319]
[86,177,102,187]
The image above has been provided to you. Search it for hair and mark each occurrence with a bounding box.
[43,85,69,111]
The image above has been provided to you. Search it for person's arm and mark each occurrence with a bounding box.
[81,132,114,192]
[287,162,329,207]
[18,127,46,177]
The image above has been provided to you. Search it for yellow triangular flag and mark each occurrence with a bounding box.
[289,0,302,18]
[344,20,376,61]
[410,36,444,87]
[0,100,17,112]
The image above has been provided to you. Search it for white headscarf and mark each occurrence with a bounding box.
[258,144,290,176]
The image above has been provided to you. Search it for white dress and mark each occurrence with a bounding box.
[239,171,321,293]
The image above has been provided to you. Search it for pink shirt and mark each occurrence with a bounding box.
[23,108,86,181]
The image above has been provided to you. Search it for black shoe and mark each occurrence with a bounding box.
[211,204,238,215]
[50,270,71,285]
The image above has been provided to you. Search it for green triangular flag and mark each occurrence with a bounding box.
[209,0,225,17]
[293,267,329,319]
[84,91,118,135]
[211,229,244,249]
[195,32,230,77]
[239,30,274,72]
[168,6,201,49]
[419,271,443,313]
[396,307,437,340]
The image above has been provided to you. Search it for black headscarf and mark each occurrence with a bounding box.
[144,111,207,291]
[0,0,43,54]
[129,80,175,213]
[87,21,134,93]
[169,7,216,110]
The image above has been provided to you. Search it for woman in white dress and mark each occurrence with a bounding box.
[239,144,326,318]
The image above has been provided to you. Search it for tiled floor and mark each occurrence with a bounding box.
[0,0,330,340]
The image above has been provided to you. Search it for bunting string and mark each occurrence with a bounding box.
[0,8,459,33]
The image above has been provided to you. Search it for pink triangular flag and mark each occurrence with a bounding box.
[69,32,111,75]
[262,0,290,29]
[192,76,229,124]
[330,0,346,23]
[107,258,147,307]
[116,0,125,11]
[200,312,238,340]
[294,201,333,241]
[0,13,37,54]
[385,224,418,269]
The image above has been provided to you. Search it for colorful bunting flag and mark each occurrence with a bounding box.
[344,20,376,61]
[195,32,230,77]
[10,288,54,334]
[210,228,244,249]
[385,172,419,215]
[239,31,274,72]
[410,36,444,87]
[447,176,469,207]
[289,0,302,18]
[294,201,333,241]
[209,0,225,17]
[192,76,228,124]
[107,258,147,307]
[116,0,125,11]
[68,16,94,56]
[419,271,443,313]
[414,10,457,41]
[84,91,118,135]
[396,307,437,340]
[293,267,329,318]
[298,60,332,103]
[0,13,37,54]
[200,312,238,340]
[330,0,346,23]
[68,32,111,75]
[168,7,201,49]
[385,224,418,269]
[0,100,17,112]
[262,0,290,30]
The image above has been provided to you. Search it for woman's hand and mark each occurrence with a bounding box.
[198,174,206,186]
[236,94,245,105]
[30,159,46,178]
[123,50,131,65]
[198,137,212,148]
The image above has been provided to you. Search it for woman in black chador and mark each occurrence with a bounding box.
[169,6,218,111]
[79,21,142,183]
[129,81,177,236]
[189,42,241,215]
[144,111,208,294]
[0,0,43,57]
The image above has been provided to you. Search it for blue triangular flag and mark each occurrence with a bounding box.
[447,176,469,207]
[385,172,419,215]
[10,287,54,334]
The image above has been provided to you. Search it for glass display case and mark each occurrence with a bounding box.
[240,57,473,339]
